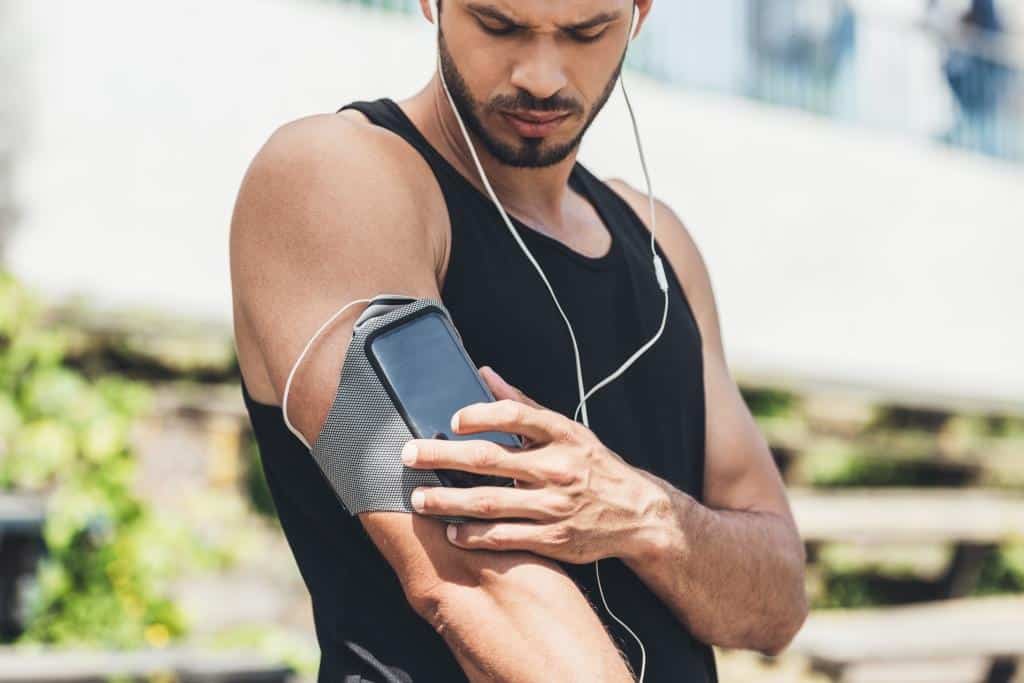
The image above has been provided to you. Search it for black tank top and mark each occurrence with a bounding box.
[239,96,717,683]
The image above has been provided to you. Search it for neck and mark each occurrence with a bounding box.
[401,75,579,231]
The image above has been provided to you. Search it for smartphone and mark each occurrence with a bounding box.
[364,305,520,489]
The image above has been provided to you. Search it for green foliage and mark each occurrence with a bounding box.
[801,452,966,488]
[812,571,881,609]
[0,271,188,647]
[740,385,798,418]
[973,543,1024,596]
[811,568,940,609]
[242,437,277,520]
[814,544,1024,608]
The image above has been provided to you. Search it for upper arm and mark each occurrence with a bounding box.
[603,178,795,524]
[229,116,607,627]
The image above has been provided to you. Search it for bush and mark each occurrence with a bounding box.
[0,271,192,647]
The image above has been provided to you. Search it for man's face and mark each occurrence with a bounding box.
[436,1,632,168]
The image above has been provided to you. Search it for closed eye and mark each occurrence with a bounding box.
[568,29,608,43]
[477,19,520,36]
[476,20,610,44]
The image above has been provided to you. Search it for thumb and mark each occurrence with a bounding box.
[479,366,542,409]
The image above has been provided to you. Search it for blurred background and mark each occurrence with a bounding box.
[0,0,1021,681]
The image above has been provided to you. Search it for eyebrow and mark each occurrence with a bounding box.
[464,3,621,31]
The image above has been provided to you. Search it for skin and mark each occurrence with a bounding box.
[230,0,807,679]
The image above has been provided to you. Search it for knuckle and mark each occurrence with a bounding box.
[548,524,574,548]
[548,495,576,517]
[473,495,497,517]
[547,456,580,487]
[471,442,500,469]
[498,399,524,424]
[552,417,581,443]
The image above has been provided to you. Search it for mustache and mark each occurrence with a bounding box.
[488,97,581,115]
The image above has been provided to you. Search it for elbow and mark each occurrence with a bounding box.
[756,553,809,656]
[757,588,808,656]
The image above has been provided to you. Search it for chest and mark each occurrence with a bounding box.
[440,212,707,500]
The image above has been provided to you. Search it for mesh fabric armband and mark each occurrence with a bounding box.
[310,296,472,524]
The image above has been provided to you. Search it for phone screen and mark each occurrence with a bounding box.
[368,309,519,487]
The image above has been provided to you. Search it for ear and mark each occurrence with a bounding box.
[420,0,438,25]
[631,0,653,41]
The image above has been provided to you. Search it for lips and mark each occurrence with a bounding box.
[505,110,570,123]
[501,111,571,137]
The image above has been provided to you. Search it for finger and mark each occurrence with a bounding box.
[446,520,550,553]
[402,437,547,484]
[479,366,519,403]
[480,366,543,409]
[452,398,577,445]
[478,367,538,447]
[411,485,563,520]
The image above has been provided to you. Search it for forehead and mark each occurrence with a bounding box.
[464,0,625,24]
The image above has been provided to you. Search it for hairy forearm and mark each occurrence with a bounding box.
[414,555,636,682]
[623,476,808,654]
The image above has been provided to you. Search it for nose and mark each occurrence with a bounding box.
[508,37,568,102]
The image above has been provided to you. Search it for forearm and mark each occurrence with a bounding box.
[623,474,808,654]
[415,552,636,682]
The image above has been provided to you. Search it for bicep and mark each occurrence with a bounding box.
[231,116,443,444]
[231,118,609,640]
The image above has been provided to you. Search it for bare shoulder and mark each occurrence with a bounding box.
[602,176,702,279]
[231,111,446,258]
[602,176,723,354]
[229,111,448,408]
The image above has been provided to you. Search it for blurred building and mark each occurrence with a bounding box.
[1,0,1021,407]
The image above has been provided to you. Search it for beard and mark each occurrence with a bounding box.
[437,29,625,168]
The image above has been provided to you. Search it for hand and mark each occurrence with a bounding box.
[400,366,667,564]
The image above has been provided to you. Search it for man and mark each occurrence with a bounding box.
[230,1,807,681]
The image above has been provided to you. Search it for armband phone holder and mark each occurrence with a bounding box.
[311,295,511,523]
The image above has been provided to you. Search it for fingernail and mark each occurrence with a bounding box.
[411,489,425,511]
[446,524,457,542]
[450,411,460,432]
[401,442,417,464]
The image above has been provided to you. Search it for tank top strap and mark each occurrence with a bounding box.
[336,97,631,273]
[568,159,655,263]
[337,97,461,188]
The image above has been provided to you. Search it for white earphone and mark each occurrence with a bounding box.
[427,1,662,680]
[283,4,663,679]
